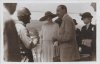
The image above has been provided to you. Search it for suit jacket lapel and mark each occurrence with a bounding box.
[87,23,92,30]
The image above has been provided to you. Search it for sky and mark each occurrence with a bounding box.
[13,3,96,29]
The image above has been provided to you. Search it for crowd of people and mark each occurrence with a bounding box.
[3,3,96,62]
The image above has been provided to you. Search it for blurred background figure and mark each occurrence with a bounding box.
[3,3,22,62]
[91,3,96,12]
[39,11,59,62]
[73,19,81,48]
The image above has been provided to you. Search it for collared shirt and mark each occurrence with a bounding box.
[15,21,32,49]
[86,22,91,30]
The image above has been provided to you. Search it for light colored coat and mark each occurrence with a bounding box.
[58,13,80,61]
[40,23,59,62]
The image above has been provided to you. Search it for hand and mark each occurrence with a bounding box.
[82,39,92,47]
[54,41,58,46]
[79,47,82,52]
[33,38,38,45]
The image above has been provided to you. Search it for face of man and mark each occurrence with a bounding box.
[82,18,91,24]
[24,13,31,24]
[17,8,31,25]
[57,6,65,19]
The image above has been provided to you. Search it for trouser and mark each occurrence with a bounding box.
[81,45,92,55]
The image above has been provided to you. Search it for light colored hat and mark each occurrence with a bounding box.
[17,7,31,17]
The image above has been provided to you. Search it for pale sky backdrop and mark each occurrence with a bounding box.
[12,3,96,29]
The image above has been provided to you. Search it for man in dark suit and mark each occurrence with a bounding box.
[80,12,96,59]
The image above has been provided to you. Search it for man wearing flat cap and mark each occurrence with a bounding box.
[80,12,96,60]
[16,7,38,62]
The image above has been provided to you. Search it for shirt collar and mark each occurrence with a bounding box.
[16,21,26,26]
[86,22,91,29]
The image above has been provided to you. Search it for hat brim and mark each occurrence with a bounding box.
[81,16,93,20]
[39,14,57,21]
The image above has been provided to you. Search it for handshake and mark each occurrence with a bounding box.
[30,36,39,45]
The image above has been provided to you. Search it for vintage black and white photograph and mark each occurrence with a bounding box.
[3,2,96,62]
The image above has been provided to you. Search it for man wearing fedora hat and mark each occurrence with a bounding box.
[80,12,96,60]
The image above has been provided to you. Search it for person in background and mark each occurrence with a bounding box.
[80,12,96,60]
[39,11,59,62]
[16,7,38,62]
[73,19,81,48]
[56,5,80,61]
[54,18,63,62]
[3,3,22,61]
[54,18,62,27]
[28,29,40,62]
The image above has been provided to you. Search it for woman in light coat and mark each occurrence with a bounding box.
[39,11,59,62]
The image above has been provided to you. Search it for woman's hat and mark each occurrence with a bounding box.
[39,11,57,21]
[80,12,93,20]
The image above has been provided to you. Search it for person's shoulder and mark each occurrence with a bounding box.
[91,24,96,27]
[15,21,25,29]
[63,14,72,20]
[53,23,59,27]
[63,14,73,24]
